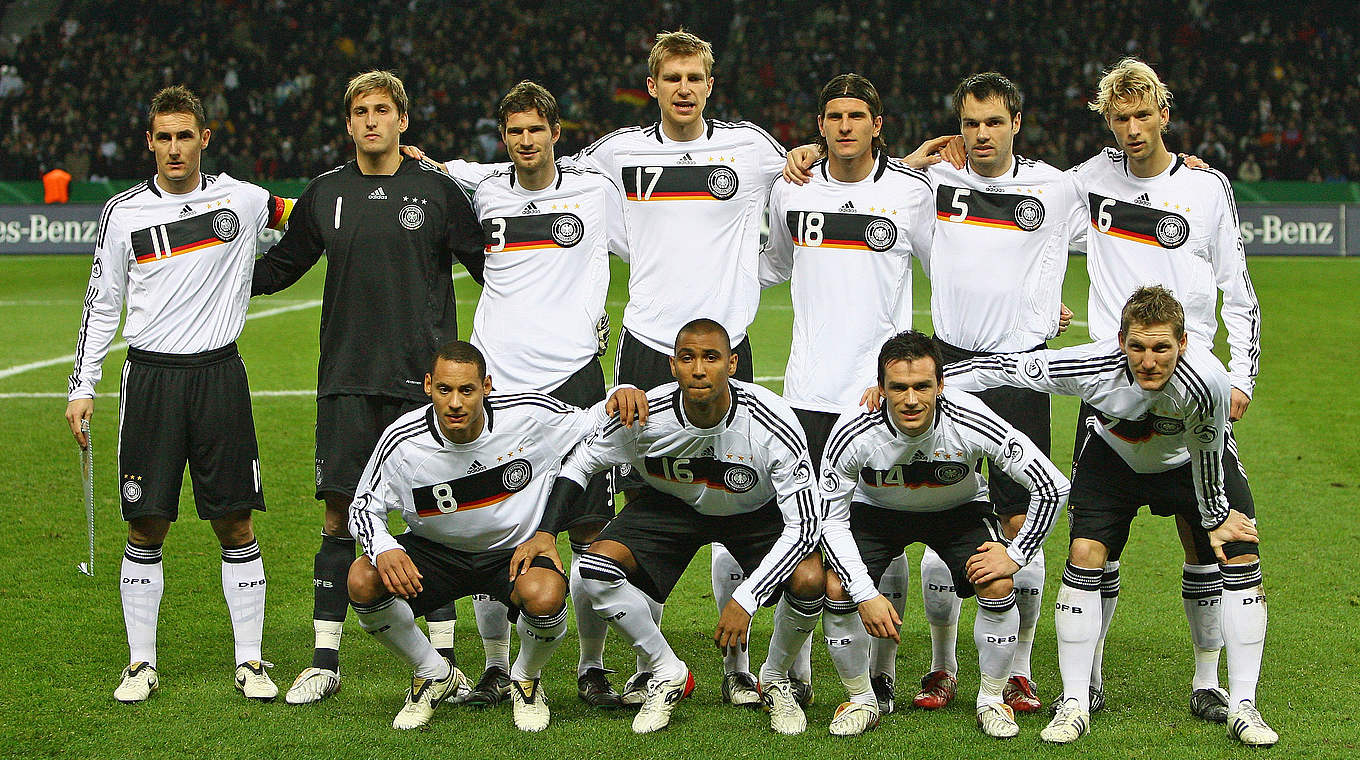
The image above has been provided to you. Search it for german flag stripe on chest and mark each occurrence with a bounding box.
[620,164,740,201]
[1088,193,1190,249]
[482,212,585,252]
[935,185,1046,232]
[130,208,243,264]
[784,210,898,252]
[411,458,533,517]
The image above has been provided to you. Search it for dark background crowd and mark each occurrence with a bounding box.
[2,0,1356,183]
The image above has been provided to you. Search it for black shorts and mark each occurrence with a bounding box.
[388,533,566,619]
[937,337,1051,517]
[1068,431,1258,563]
[546,360,614,530]
[118,343,264,522]
[596,487,786,603]
[793,408,839,469]
[315,394,423,500]
[848,501,1004,599]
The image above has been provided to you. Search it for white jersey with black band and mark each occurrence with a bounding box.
[927,156,1085,352]
[554,379,818,612]
[1071,149,1261,396]
[760,154,934,412]
[573,120,787,353]
[68,173,287,399]
[348,392,609,558]
[817,389,1068,604]
[944,339,1232,529]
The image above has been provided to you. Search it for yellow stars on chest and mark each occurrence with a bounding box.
[932,450,966,460]
[205,198,233,209]
[724,453,749,462]
[496,445,527,463]
[1161,201,1191,212]
[865,206,899,215]
[548,203,582,210]
[706,155,737,163]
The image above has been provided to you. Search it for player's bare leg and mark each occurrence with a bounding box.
[211,510,274,700]
[115,516,170,702]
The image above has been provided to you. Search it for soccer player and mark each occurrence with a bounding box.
[944,286,1273,747]
[533,319,825,734]
[421,81,630,708]
[819,330,1068,738]
[64,85,292,702]
[1068,58,1262,723]
[345,341,647,731]
[251,70,485,704]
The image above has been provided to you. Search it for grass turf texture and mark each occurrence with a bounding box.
[2,254,1357,759]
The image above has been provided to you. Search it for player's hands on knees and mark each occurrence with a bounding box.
[857,594,902,642]
[375,548,423,599]
[903,135,965,170]
[1229,388,1251,422]
[510,531,562,581]
[859,385,882,411]
[606,386,649,428]
[1057,303,1074,335]
[65,398,93,448]
[782,144,822,185]
[1209,509,1258,563]
[714,599,752,655]
[966,542,1020,585]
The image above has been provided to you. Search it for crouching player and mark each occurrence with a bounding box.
[820,331,1068,738]
[944,286,1273,747]
[345,341,647,731]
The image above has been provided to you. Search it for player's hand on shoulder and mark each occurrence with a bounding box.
[399,144,446,172]
[509,531,562,581]
[965,541,1020,585]
[858,594,902,642]
[374,548,423,599]
[65,398,93,448]
[1179,152,1210,170]
[606,386,649,428]
[903,135,965,170]
[782,144,822,185]
[860,385,883,411]
[1209,509,1259,562]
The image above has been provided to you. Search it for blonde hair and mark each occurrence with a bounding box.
[1120,285,1185,339]
[648,29,714,79]
[1089,57,1172,127]
[343,70,409,118]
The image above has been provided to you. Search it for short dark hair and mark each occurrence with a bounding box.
[675,318,730,354]
[952,72,1023,120]
[431,340,486,378]
[877,330,943,385]
[1119,285,1186,339]
[149,85,206,132]
[815,73,886,155]
[497,80,560,131]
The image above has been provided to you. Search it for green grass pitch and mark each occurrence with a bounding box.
[1,254,1357,758]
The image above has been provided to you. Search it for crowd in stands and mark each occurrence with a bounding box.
[2,0,1355,183]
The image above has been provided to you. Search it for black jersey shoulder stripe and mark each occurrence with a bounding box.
[489,391,575,412]
[882,160,933,191]
[202,172,219,186]
[580,125,646,157]
[825,411,883,468]
[1048,352,1126,378]
[488,397,576,417]
[1012,461,1063,558]
[747,489,819,604]
[97,182,153,248]
[736,386,806,448]
[940,397,1007,444]
[363,420,431,491]
[745,399,809,458]
[710,119,787,155]
[943,354,1016,377]
[1173,359,1218,419]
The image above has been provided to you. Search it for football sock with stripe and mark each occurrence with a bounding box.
[354,595,448,680]
[921,548,961,675]
[121,541,164,667]
[311,533,354,671]
[472,594,512,671]
[711,543,750,675]
[571,542,608,675]
[1221,560,1266,706]
[425,602,458,666]
[1011,548,1044,679]
[577,553,685,682]
[1182,562,1224,691]
[759,593,823,685]
[221,539,265,665]
[822,598,874,706]
[512,605,569,681]
[1055,562,1103,713]
[869,552,908,679]
[975,592,1019,707]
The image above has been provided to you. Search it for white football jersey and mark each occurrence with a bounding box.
[818,389,1067,603]
[760,154,934,412]
[348,392,606,557]
[1070,149,1260,395]
[558,379,818,612]
[68,173,287,399]
[927,156,1085,352]
[944,339,1232,529]
[574,120,787,352]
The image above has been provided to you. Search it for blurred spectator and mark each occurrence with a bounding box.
[1237,154,1263,182]
[43,167,70,203]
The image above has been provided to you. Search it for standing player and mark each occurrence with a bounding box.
[944,286,1274,747]
[345,341,645,730]
[251,70,485,705]
[532,319,826,734]
[64,85,292,702]
[819,331,1068,738]
[1069,58,1262,722]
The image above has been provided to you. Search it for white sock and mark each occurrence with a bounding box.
[473,594,511,671]
[121,542,164,667]
[577,553,685,682]
[974,592,1019,706]
[1182,562,1223,691]
[511,605,569,681]
[1221,561,1266,706]
[711,543,750,674]
[221,540,266,665]
[870,552,909,679]
[1011,549,1044,679]
[636,593,665,675]
[921,548,961,675]
[354,595,448,679]
[823,598,874,705]
[758,594,823,684]
[570,543,609,675]
[427,618,456,655]
[1056,563,1103,713]
[1091,560,1119,689]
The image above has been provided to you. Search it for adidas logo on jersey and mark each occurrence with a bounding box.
[467,460,486,474]
[368,187,388,200]
[911,450,929,462]
[522,202,539,214]
[178,204,194,217]
[679,153,695,165]
[1135,193,1151,206]
[839,201,856,212]
[699,445,715,459]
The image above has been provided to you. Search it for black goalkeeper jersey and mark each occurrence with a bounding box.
[253,157,485,400]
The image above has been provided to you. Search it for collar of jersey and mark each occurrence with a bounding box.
[509,162,566,193]
[426,402,494,448]
[653,119,715,144]
[818,151,889,184]
[879,396,942,442]
[671,381,741,433]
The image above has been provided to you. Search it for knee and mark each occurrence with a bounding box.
[824,570,849,602]
[976,576,1014,600]
[211,510,255,547]
[786,555,825,599]
[567,522,605,547]
[128,516,170,546]
[323,498,352,537]
[1068,539,1108,569]
[346,556,382,604]
[513,571,567,617]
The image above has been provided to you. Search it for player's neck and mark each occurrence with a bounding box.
[1127,146,1173,178]
[356,149,402,176]
[154,171,201,195]
[683,390,731,429]
[661,116,705,142]
[516,160,557,191]
[970,152,1013,179]
[826,150,876,183]
[442,409,486,444]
